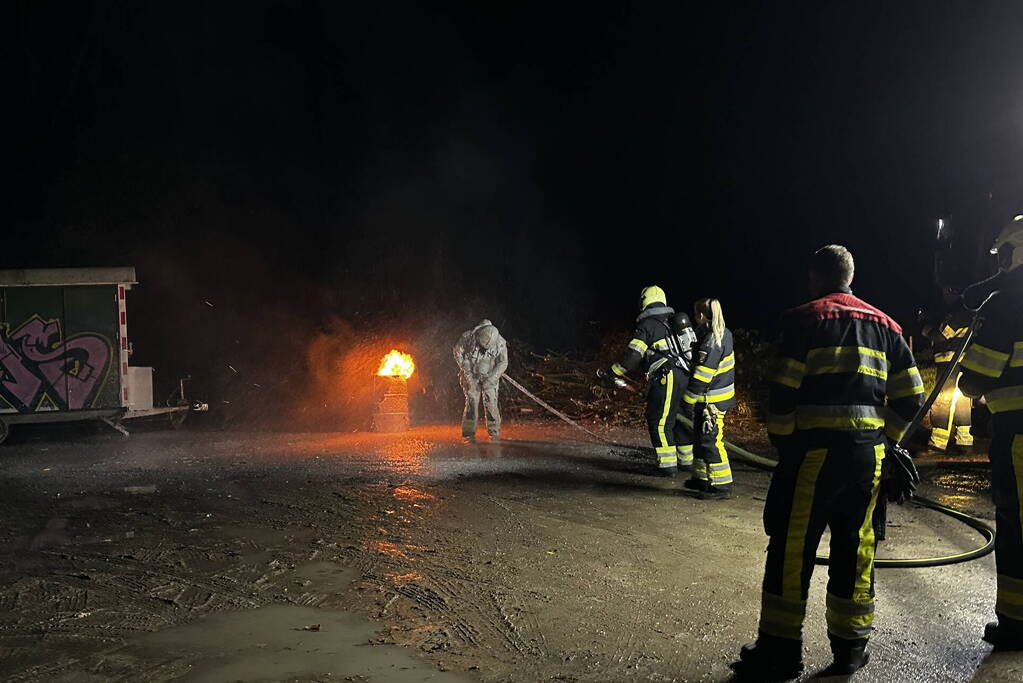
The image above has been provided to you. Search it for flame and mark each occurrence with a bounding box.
[377,349,415,379]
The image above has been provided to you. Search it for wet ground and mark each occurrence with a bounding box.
[0,421,1020,682]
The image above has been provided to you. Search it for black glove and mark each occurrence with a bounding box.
[883,443,920,504]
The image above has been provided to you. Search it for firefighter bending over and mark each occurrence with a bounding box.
[609,286,694,475]
[453,319,508,442]
[738,245,924,678]
[680,298,736,500]
[959,214,1023,650]
[924,299,973,449]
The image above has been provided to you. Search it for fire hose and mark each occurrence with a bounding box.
[501,349,995,568]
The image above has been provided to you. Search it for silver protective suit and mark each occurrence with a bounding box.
[453,319,508,438]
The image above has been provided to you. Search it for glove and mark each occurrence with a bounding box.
[883,443,920,504]
[597,367,628,389]
[700,405,719,435]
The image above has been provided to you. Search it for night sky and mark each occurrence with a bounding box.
[8,2,1023,363]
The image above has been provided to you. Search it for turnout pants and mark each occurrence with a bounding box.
[758,440,885,645]
[692,403,733,490]
[929,369,973,449]
[646,368,684,469]
[460,374,500,438]
[990,428,1023,628]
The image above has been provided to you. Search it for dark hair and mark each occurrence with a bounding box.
[810,244,855,288]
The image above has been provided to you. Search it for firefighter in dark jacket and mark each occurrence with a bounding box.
[738,245,924,678]
[681,298,736,499]
[959,214,1023,650]
[924,301,973,449]
[609,286,693,475]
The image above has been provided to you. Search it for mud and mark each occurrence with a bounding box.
[0,423,1020,681]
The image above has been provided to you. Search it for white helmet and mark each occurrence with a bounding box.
[990,214,1023,271]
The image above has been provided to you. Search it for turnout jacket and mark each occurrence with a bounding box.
[683,327,736,410]
[960,269,1023,429]
[929,307,972,365]
[766,289,924,449]
[611,304,679,379]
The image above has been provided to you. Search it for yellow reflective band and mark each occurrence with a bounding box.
[627,338,649,353]
[705,387,735,403]
[770,357,806,389]
[985,386,1023,414]
[693,366,715,383]
[656,371,674,448]
[961,343,1010,378]
[997,573,1023,620]
[611,363,627,377]
[783,449,827,600]
[796,405,886,431]
[651,339,669,351]
[766,412,796,436]
[934,351,956,364]
[676,444,694,454]
[805,346,888,380]
[1011,342,1023,368]
[716,353,735,374]
[884,408,911,442]
[942,324,969,340]
[888,366,925,400]
[853,445,884,601]
[759,591,808,640]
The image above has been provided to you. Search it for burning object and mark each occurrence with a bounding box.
[372,350,414,432]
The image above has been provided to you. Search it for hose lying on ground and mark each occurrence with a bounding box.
[503,374,995,569]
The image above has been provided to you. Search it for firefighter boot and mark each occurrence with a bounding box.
[821,637,870,676]
[699,485,732,501]
[659,466,679,478]
[984,618,1023,650]
[683,478,707,492]
[734,633,803,680]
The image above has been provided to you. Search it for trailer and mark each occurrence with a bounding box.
[0,267,204,444]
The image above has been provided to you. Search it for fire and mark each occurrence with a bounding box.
[377,349,415,379]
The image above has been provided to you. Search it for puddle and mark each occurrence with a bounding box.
[135,602,473,682]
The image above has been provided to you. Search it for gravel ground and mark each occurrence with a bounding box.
[0,420,1020,682]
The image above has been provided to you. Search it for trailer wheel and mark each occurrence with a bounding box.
[0,418,9,445]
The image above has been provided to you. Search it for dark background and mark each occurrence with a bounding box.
[6,1,1023,422]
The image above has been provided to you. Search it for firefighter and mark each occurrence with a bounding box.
[924,299,973,449]
[737,245,924,678]
[958,214,1023,650]
[609,286,690,475]
[453,319,508,441]
[680,298,736,500]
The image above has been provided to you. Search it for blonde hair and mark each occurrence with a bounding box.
[694,298,725,345]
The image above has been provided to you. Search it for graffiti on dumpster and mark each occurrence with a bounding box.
[0,316,112,412]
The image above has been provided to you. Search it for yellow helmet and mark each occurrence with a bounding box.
[639,285,667,309]
[991,214,1023,271]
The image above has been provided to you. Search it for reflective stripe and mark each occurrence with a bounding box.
[676,444,694,455]
[657,445,677,468]
[805,345,888,380]
[933,351,956,364]
[655,371,675,449]
[826,593,875,640]
[683,385,735,405]
[1012,342,1023,368]
[888,366,925,400]
[767,412,796,436]
[961,343,1010,378]
[782,448,827,600]
[693,460,708,481]
[770,357,806,389]
[651,338,668,351]
[795,405,885,431]
[883,408,911,442]
[942,324,969,340]
[710,414,732,485]
[611,363,627,377]
[984,385,1023,414]
[716,353,735,374]
[955,425,973,445]
[759,591,807,640]
[693,366,715,383]
[628,338,649,353]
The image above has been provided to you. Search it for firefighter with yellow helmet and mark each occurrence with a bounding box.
[959,214,1023,650]
[609,286,695,476]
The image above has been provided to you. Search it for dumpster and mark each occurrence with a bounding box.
[0,267,203,443]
